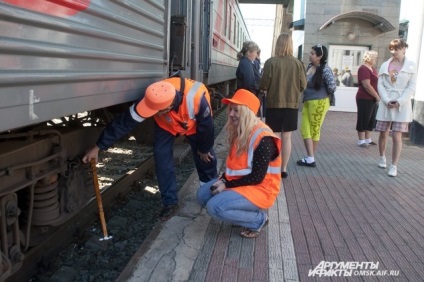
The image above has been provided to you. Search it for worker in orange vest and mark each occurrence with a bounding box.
[83,77,218,220]
[196,89,281,238]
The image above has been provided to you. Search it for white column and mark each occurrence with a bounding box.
[405,0,423,64]
[408,0,424,144]
[406,0,424,101]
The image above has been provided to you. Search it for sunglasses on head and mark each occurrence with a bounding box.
[316,44,323,55]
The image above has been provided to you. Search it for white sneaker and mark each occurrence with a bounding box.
[388,165,397,177]
[378,156,387,168]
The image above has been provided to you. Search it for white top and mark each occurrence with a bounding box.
[376,57,417,122]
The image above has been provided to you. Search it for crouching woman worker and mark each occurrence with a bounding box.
[196,89,281,238]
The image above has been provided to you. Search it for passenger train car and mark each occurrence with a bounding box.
[0,0,249,279]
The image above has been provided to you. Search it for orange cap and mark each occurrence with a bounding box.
[137,81,176,117]
[222,89,260,114]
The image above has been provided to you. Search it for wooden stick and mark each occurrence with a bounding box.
[90,159,112,240]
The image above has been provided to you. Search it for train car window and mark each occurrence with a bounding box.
[223,0,227,37]
[235,21,239,46]
[228,5,233,40]
[238,25,242,48]
[236,24,240,46]
[233,13,236,44]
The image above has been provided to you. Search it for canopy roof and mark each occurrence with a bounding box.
[319,11,396,33]
[238,0,290,6]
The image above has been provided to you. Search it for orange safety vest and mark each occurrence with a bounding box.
[225,122,281,209]
[154,77,212,136]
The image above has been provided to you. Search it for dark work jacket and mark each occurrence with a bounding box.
[96,91,214,154]
[236,56,260,94]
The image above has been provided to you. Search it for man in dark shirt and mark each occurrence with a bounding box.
[83,77,218,220]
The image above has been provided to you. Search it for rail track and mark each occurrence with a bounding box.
[10,150,155,281]
[12,106,228,282]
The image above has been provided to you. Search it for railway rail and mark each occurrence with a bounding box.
[12,106,228,282]
[10,147,155,281]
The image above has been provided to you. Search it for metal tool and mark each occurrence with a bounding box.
[90,159,112,241]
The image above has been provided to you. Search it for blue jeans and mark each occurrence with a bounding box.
[154,124,217,206]
[196,179,267,231]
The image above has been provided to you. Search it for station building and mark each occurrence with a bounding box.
[273,0,401,86]
[263,0,424,145]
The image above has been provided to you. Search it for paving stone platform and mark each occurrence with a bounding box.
[118,111,424,282]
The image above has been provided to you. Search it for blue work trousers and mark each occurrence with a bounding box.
[196,179,266,231]
[154,125,217,206]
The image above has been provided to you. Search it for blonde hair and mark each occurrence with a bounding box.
[237,41,259,61]
[274,33,293,57]
[225,104,259,155]
[362,50,378,64]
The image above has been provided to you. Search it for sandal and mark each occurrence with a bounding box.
[241,229,260,238]
[240,218,269,238]
[240,228,250,237]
